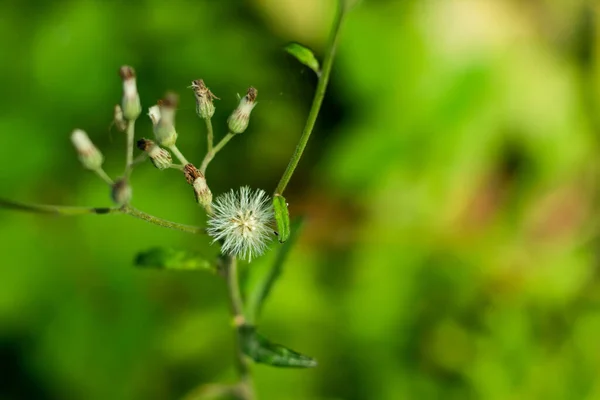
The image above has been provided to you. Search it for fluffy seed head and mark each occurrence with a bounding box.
[207,186,274,261]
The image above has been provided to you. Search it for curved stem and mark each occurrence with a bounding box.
[205,118,215,153]
[274,4,346,195]
[224,255,254,400]
[93,167,114,186]
[200,132,236,174]
[168,144,190,165]
[0,198,205,235]
[125,119,136,177]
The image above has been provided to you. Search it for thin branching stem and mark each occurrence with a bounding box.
[200,132,236,174]
[125,119,136,177]
[224,255,255,400]
[0,198,205,235]
[205,118,214,153]
[274,4,347,196]
[168,144,190,165]
[93,167,114,185]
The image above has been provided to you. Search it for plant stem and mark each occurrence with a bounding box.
[274,4,346,196]
[0,198,205,235]
[125,119,136,177]
[93,168,114,185]
[205,118,214,153]
[200,132,236,174]
[168,144,190,165]
[224,255,254,400]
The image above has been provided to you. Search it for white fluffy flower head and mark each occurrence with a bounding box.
[207,186,274,261]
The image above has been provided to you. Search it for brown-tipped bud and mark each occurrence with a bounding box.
[137,138,172,170]
[71,129,103,170]
[227,87,257,134]
[119,65,141,121]
[183,164,212,209]
[189,79,219,119]
[111,178,132,205]
[153,92,179,147]
[113,104,127,132]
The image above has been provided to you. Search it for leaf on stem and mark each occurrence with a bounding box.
[244,218,304,323]
[273,195,291,243]
[134,247,216,272]
[240,325,317,368]
[284,43,321,76]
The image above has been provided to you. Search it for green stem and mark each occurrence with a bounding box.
[205,118,214,153]
[125,119,136,177]
[0,198,205,235]
[224,255,254,400]
[200,132,236,174]
[93,168,114,185]
[168,144,190,165]
[274,4,346,195]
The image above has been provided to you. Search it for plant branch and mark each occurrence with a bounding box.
[205,118,214,153]
[93,167,114,185]
[168,144,190,165]
[274,4,347,195]
[0,198,205,235]
[200,132,236,174]
[224,255,254,400]
[125,119,136,177]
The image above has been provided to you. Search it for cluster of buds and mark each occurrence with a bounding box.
[119,66,142,121]
[184,164,212,211]
[71,129,103,170]
[189,79,219,119]
[137,138,172,170]
[228,87,257,134]
[152,92,179,147]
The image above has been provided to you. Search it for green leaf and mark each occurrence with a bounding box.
[244,218,304,323]
[284,43,320,76]
[134,247,215,272]
[240,325,317,368]
[273,194,290,243]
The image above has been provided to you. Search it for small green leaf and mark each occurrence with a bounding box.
[241,325,317,368]
[284,43,321,76]
[244,218,304,323]
[273,194,290,243]
[134,247,215,272]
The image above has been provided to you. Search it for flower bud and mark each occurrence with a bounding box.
[119,66,142,121]
[147,105,161,125]
[153,93,179,147]
[189,79,219,119]
[111,178,132,205]
[71,129,104,170]
[184,164,212,210]
[137,138,172,170]
[228,87,257,134]
[113,104,127,132]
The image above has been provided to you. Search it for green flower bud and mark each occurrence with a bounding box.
[152,93,179,147]
[113,104,127,132]
[228,87,257,134]
[137,138,172,170]
[71,129,103,170]
[189,79,219,119]
[184,164,212,211]
[119,66,142,121]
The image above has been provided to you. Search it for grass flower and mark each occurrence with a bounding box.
[207,186,273,261]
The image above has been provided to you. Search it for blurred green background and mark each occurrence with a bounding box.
[2,0,600,399]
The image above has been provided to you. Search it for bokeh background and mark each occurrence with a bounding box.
[1,0,600,399]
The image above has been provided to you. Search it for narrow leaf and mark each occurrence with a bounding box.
[241,325,317,368]
[284,43,321,76]
[245,218,304,323]
[273,194,290,243]
[134,247,215,272]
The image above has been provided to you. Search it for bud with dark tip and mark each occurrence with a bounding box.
[189,79,219,119]
[71,129,103,170]
[184,164,212,210]
[228,87,257,134]
[137,138,172,170]
[153,92,179,147]
[111,178,132,205]
[119,66,142,121]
